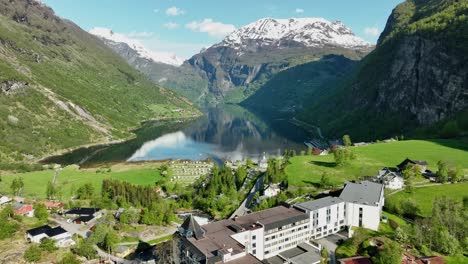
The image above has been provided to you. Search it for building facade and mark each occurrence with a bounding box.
[174,181,384,264]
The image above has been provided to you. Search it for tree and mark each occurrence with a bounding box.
[394,227,408,243]
[24,244,42,262]
[34,203,49,221]
[46,181,57,200]
[440,120,459,138]
[402,164,422,180]
[58,252,81,264]
[372,240,402,264]
[0,205,19,239]
[448,165,462,183]
[333,148,356,166]
[436,160,449,183]
[342,135,352,147]
[10,177,24,195]
[72,239,96,259]
[401,199,420,218]
[76,183,95,199]
[319,173,332,188]
[405,177,414,193]
[119,209,140,224]
[40,238,58,252]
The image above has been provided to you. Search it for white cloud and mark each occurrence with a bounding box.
[364,27,380,37]
[164,22,179,29]
[126,31,154,38]
[296,8,304,13]
[166,6,184,16]
[186,19,236,38]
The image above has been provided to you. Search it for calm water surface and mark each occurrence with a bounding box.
[44,105,310,165]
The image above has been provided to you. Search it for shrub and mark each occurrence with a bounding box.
[388,219,399,229]
[24,244,42,262]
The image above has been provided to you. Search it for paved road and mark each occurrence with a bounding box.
[94,245,139,264]
[230,174,264,218]
[318,233,347,264]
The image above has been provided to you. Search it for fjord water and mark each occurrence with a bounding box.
[44,105,309,165]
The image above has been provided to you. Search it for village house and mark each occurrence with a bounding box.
[26,225,75,247]
[43,201,64,212]
[13,203,34,217]
[375,167,405,190]
[397,158,428,173]
[0,195,12,205]
[338,256,372,264]
[263,184,281,198]
[65,207,102,224]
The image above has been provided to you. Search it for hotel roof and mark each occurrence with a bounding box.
[295,196,344,212]
[339,181,383,206]
[182,205,307,260]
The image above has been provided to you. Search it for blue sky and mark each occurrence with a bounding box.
[43,0,403,58]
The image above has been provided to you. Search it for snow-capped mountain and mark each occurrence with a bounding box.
[89,27,184,66]
[215,18,371,51]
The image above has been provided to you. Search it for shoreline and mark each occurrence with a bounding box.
[37,114,202,165]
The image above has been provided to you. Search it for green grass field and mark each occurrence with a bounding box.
[386,182,468,217]
[0,163,163,199]
[285,139,468,187]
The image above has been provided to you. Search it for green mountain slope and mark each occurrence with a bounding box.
[298,0,468,140]
[241,55,359,119]
[0,0,199,166]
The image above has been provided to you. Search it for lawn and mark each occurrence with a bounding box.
[0,163,163,199]
[285,139,468,187]
[386,182,468,217]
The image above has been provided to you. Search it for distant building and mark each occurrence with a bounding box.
[259,153,268,170]
[65,207,102,224]
[338,256,372,264]
[13,203,34,217]
[397,158,428,172]
[43,201,64,212]
[174,181,384,263]
[263,184,281,198]
[375,168,405,190]
[0,196,12,205]
[26,225,75,247]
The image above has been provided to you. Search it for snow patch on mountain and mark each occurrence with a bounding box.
[89,27,184,66]
[216,18,372,50]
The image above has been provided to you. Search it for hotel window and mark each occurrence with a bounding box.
[252,243,256,248]
[252,235,256,240]
[253,249,256,254]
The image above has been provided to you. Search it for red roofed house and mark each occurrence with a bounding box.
[43,201,64,212]
[13,203,34,217]
[415,256,446,264]
[338,256,373,264]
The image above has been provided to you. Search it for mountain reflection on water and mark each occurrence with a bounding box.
[43,105,309,165]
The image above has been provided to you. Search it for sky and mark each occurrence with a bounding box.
[42,0,403,59]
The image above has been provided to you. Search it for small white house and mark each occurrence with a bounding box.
[264,184,281,197]
[376,168,404,190]
[26,225,75,247]
[0,196,12,205]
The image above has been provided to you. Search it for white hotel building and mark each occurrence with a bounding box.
[174,181,384,264]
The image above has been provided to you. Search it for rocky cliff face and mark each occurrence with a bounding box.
[300,0,468,140]
[374,36,467,125]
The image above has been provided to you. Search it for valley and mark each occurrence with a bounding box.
[0,0,467,264]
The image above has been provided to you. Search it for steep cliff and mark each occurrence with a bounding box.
[0,0,198,166]
[300,0,468,140]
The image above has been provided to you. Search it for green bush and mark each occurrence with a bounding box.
[24,244,42,262]
[388,219,399,230]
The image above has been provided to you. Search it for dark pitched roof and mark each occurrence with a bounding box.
[65,207,100,216]
[73,215,95,223]
[397,158,428,170]
[180,215,205,240]
[27,225,53,236]
[46,226,67,237]
[27,225,67,237]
